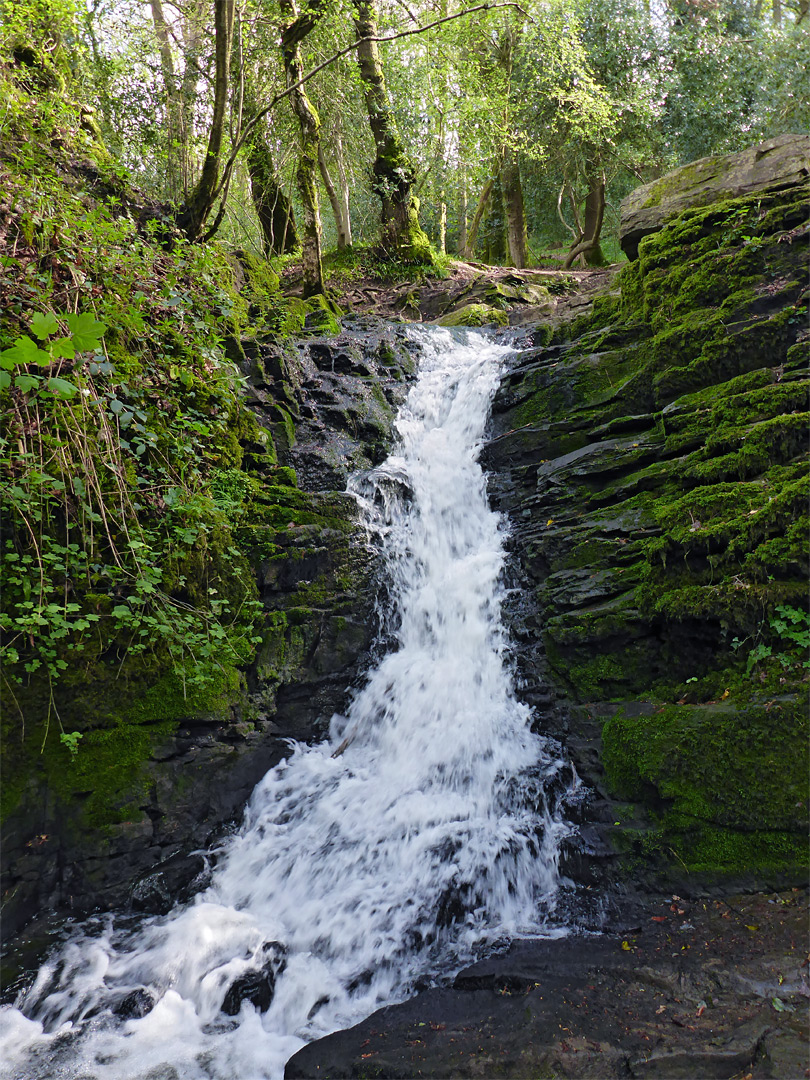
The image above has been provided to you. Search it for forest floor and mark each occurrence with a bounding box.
[283,258,619,325]
[287,888,810,1079]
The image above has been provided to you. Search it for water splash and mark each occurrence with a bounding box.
[0,327,575,1080]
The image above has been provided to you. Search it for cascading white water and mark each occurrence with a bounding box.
[0,326,575,1080]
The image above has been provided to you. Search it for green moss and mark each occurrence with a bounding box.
[436,303,508,328]
[602,699,809,875]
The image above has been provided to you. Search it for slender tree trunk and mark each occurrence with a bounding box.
[176,0,235,240]
[465,173,497,259]
[458,169,468,258]
[334,129,353,247]
[280,0,325,297]
[481,172,506,264]
[318,144,350,249]
[149,0,184,201]
[178,0,205,199]
[353,0,431,259]
[501,151,527,268]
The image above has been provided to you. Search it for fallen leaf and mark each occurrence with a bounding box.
[655,1005,666,1014]
[651,916,668,923]
[621,940,633,951]
[772,997,794,1013]
[720,688,730,700]
[745,924,759,932]
[696,1000,707,1017]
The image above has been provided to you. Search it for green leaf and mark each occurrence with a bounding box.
[30,311,60,339]
[50,337,76,359]
[14,374,42,394]
[1,336,51,369]
[0,370,10,390]
[108,398,124,415]
[46,377,78,399]
[65,312,107,352]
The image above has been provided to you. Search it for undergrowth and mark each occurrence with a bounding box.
[0,62,278,745]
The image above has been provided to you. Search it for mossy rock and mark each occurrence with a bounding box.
[436,303,508,328]
[602,698,809,877]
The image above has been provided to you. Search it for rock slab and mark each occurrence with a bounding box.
[619,133,810,259]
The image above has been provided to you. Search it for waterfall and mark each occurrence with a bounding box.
[0,327,575,1080]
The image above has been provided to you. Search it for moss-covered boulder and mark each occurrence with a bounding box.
[487,144,809,890]
[619,132,810,259]
[436,303,508,328]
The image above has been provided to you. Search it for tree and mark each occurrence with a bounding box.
[352,0,433,260]
[176,0,235,240]
[279,0,328,296]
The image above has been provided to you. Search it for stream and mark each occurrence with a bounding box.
[0,327,577,1080]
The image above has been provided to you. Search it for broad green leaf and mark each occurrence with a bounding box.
[14,374,42,394]
[30,311,60,339]
[1,336,51,368]
[50,337,76,359]
[65,312,107,352]
[46,377,78,398]
[0,370,10,390]
[108,398,124,414]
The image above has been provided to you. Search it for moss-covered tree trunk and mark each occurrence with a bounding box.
[280,0,325,297]
[243,75,298,256]
[176,0,234,240]
[501,151,527,268]
[353,0,431,259]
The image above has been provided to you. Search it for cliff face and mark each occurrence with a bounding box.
[486,135,809,890]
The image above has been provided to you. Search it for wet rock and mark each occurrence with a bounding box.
[111,988,156,1020]
[129,852,209,915]
[286,889,809,1080]
[222,943,287,1016]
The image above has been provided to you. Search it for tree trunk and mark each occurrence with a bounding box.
[353,0,431,259]
[458,170,468,258]
[176,0,235,240]
[501,152,527,268]
[243,73,298,256]
[480,172,506,264]
[318,144,350,250]
[149,0,184,202]
[248,135,299,256]
[465,173,497,260]
[581,177,607,266]
[280,0,324,297]
[563,175,606,269]
[178,0,205,199]
[334,129,353,248]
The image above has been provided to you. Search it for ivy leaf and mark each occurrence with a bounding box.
[65,313,107,352]
[0,336,52,369]
[50,337,76,359]
[14,374,42,394]
[46,377,78,399]
[30,311,60,340]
